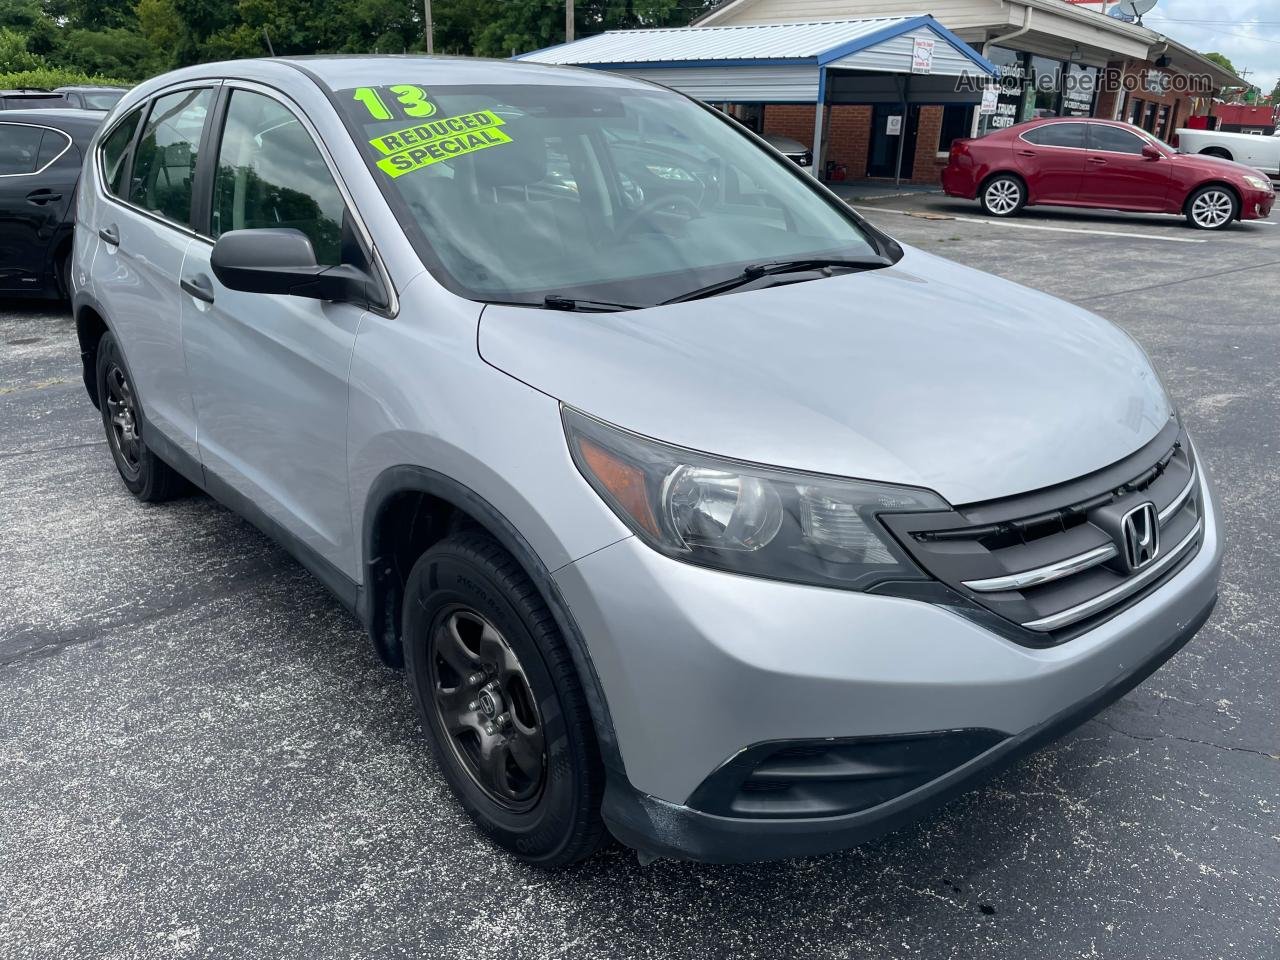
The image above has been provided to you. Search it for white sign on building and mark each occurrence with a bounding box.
[911,37,936,74]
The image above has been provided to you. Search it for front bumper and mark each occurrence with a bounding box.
[554,471,1223,862]
[1240,186,1274,220]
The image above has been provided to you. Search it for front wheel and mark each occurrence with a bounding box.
[1185,185,1238,230]
[980,175,1025,218]
[403,532,607,867]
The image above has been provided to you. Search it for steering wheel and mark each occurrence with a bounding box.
[616,193,701,240]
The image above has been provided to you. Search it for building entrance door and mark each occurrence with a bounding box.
[867,103,919,178]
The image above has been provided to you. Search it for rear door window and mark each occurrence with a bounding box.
[0,123,45,175]
[99,107,144,198]
[1022,123,1087,149]
[35,128,71,169]
[128,87,213,226]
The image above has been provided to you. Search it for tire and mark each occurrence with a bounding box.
[95,332,186,501]
[56,247,73,301]
[403,531,606,867]
[979,174,1026,218]
[1185,185,1239,230]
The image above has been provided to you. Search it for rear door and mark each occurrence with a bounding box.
[1014,122,1087,203]
[179,84,368,580]
[0,122,74,292]
[89,86,216,463]
[1080,124,1171,210]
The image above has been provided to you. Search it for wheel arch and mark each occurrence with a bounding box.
[979,170,1030,204]
[74,297,111,409]
[360,464,626,776]
[1199,147,1232,161]
[1184,180,1242,219]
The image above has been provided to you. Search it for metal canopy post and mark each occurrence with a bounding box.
[811,66,826,179]
[894,74,909,187]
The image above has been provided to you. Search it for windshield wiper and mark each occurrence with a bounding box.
[542,295,643,312]
[661,256,892,305]
[482,296,644,313]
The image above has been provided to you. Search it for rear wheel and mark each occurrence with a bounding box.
[403,532,606,867]
[1185,185,1238,230]
[980,175,1025,218]
[95,332,185,501]
[56,247,73,301]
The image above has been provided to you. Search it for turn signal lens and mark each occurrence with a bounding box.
[563,406,949,591]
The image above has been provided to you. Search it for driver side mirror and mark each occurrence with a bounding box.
[1141,144,1163,161]
[210,228,382,306]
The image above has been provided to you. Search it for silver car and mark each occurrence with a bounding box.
[73,57,1222,866]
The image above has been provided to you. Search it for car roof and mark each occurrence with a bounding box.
[162,54,658,93]
[0,89,66,96]
[0,108,106,135]
[53,85,127,92]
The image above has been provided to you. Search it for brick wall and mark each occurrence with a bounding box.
[911,105,945,184]
[762,104,873,180]
[1100,60,1200,134]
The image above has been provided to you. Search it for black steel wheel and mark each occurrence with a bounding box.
[428,606,547,810]
[95,332,185,501]
[403,531,606,867]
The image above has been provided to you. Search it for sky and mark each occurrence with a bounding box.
[1139,0,1280,93]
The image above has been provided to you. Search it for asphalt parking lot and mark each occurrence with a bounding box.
[2,197,1278,960]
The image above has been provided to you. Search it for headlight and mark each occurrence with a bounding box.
[563,406,949,591]
[1243,175,1272,192]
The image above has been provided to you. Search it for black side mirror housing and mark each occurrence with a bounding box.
[210,228,383,306]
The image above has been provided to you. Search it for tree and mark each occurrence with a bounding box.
[1202,51,1237,76]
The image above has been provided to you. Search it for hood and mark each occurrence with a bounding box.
[1175,151,1269,181]
[478,246,1172,506]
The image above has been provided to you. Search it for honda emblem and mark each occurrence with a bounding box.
[1120,502,1160,572]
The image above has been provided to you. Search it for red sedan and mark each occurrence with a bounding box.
[942,118,1275,230]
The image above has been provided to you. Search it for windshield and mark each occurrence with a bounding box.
[335,81,888,306]
[83,91,125,110]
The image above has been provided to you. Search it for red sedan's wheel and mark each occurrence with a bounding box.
[980,175,1025,218]
[1186,186,1238,230]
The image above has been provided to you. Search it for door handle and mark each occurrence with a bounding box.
[181,273,215,304]
[1088,157,1108,164]
[26,188,62,205]
[1017,150,1037,157]
[98,224,120,245]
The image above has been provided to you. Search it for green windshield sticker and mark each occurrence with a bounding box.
[369,110,511,178]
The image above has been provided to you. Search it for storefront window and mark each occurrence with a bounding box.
[938,105,974,152]
[1062,64,1099,117]
[1030,56,1063,116]
[1129,97,1145,125]
[979,46,1030,135]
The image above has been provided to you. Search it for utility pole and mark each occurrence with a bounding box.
[566,0,574,42]
[424,0,434,54]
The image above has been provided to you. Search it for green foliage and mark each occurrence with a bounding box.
[0,0,724,87]
[0,65,129,87]
[1201,51,1237,76]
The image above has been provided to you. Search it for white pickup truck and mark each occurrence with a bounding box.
[1175,127,1280,177]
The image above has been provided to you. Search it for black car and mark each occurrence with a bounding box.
[0,109,103,298]
[54,86,126,110]
[0,90,71,110]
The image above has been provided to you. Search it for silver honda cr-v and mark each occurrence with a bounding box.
[73,56,1222,866]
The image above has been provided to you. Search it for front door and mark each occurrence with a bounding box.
[867,104,919,179]
[0,122,75,292]
[1079,124,1171,211]
[180,86,365,579]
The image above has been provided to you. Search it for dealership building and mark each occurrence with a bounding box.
[522,0,1244,184]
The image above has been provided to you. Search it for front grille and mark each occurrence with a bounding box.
[881,420,1204,645]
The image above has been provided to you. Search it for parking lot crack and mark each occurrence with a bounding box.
[1075,258,1280,304]
[1092,718,1277,760]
